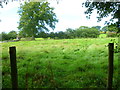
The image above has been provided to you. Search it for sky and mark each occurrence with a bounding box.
[0,0,114,33]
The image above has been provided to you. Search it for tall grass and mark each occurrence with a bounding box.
[1,38,118,88]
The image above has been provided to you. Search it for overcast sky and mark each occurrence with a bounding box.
[0,0,113,33]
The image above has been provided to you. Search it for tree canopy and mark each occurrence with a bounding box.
[108,24,118,32]
[18,1,58,38]
[82,1,120,32]
[101,24,118,33]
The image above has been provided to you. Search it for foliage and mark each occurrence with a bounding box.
[47,26,100,39]
[82,1,120,32]
[2,38,118,88]
[108,24,118,32]
[106,24,118,37]
[7,30,17,40]
[0,32,9,41]
[18,30,26,38]
[82,2,120,22]
[106,31,117,37]
[18,2,58,38]
[92,26,101,31]
[3,32,9,41]
[53,26,100,39]
[101,26,108,33]
[0,31,17,41]
[101,24,118,33]
[56,31,68,39]
[0,25,109,41]
[48,32,56,39]
[65,28,76,39]
[35,31,48,38]
[75,26,100,38]
[101,24,118,37]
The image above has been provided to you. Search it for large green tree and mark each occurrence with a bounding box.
[82,1,120,33]
[18,1,58,39]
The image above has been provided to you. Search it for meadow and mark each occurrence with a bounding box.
[1,37,119,88]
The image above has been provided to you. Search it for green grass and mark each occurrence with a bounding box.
[99,34,107,38]
[1,37,119,88]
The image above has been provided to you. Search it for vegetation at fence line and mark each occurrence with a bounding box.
[1,37,119,88]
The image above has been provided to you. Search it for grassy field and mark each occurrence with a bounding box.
[1,37,119,88]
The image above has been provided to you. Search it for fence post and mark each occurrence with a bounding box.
[9,46,18,89]
[107,43,114,89]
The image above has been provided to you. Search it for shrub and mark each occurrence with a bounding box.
[106,31,117,37]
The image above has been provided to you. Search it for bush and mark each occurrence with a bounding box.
[106,31,117,37]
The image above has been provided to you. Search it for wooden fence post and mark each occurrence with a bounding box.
[107,43,114,89]
[9,46,18,89]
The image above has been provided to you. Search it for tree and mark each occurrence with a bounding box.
[75,26,100,38]
[101,26,108,33]
[104,24,118,37]
[0,1,3,8]
[36,31,48,38]
[82,1,120,33]
[8,30,17,40]
[108,23,118,32]
[0,0,60,8]
[18,1,58,39]
[57,31,66,39]
[18,30,26,38]
[78,26,89,29]
[0,31,17,41]
[1,32,9,41]
[66,28,76,38]
[48,32,56,39]
[101,24,118,33]
[92,26,101,31]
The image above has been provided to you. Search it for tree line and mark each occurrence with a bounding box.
[0,25,118,41]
